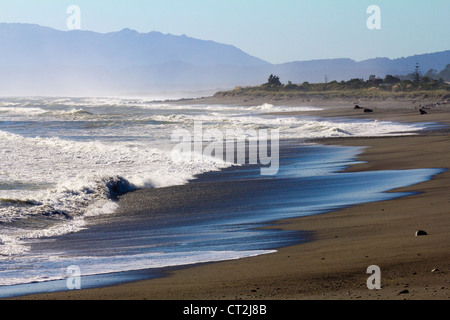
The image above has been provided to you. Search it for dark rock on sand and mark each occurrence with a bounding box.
[364,108,373,113]
[415,230,427,236]
[354,105,363,109]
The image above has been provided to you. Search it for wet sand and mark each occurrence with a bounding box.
[13,97,450,300]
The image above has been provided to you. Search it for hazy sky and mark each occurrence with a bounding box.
[1,0,449,64]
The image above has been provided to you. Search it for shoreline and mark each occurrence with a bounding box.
[10,97,450,300]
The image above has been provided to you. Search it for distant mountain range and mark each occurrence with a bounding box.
[0,23,449,97]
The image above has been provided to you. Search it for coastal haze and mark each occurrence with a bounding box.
[0,23,449,96]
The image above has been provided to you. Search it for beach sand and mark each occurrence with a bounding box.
[13,97,450,300]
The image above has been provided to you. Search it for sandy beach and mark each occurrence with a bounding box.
[11,96,450,300]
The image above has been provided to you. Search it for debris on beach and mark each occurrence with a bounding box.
[415,230,427,236]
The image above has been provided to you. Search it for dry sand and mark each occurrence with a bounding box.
[13,97,450,300]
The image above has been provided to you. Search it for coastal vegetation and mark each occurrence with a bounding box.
[215,64,450,100]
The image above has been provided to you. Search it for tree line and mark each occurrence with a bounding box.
[263,63,450,92]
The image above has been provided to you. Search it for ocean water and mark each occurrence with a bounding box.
[0,96,443,297]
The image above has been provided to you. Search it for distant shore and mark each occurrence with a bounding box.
[13,95,450,300]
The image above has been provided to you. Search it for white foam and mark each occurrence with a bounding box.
[147,112,422,139]
[0,126,231,255]
[249,103,323,112]
[0,249,276,286]
[47,108,94,117]
[0,106,47,116]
